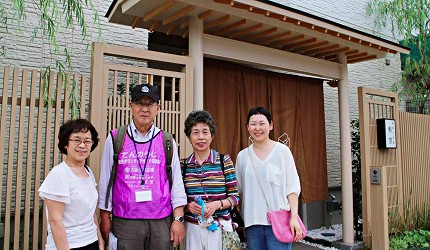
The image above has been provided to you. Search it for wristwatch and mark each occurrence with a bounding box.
[174,216,184,223]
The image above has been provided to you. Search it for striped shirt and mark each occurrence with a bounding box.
[181,149,240,224]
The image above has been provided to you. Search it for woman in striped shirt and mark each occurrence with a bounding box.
[181,110,240,250]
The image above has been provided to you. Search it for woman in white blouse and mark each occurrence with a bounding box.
[39,119,103,250]
[235,107,302,250]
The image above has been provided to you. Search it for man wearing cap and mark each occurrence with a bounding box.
[98,84,187,250]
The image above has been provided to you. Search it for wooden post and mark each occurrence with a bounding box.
[370,166,389,250]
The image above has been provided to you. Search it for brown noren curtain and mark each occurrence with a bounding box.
[204,58,327,203]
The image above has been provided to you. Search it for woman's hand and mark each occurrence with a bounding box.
[290,216,303,242]
[187,201,202,215]
[203,201,220,219]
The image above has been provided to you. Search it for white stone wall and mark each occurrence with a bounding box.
[274,0,402,187]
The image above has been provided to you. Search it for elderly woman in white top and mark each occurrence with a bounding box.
[235,107,302,250]
[39,119,103,250]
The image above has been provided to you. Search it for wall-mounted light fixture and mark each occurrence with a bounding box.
[385,58,391,65]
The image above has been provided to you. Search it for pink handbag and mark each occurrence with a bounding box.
[266,210,307,243]
[247,148,307,243]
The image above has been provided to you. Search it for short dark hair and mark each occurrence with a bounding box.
[246,106,273,124]
[184,110,217,137]
[58,119,99,155]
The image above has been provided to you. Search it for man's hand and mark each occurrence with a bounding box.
[170,220,185,247]
[100,210,112,243]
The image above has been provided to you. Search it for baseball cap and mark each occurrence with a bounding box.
[131,84,159,102]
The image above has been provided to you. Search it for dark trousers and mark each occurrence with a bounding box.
[113,216,173,250]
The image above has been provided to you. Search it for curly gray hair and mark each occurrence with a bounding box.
[184,110,217,137]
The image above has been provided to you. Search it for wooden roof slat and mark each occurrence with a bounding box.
[182,30,189,38]
[214,0,234,4]
[149,20,159,32]
[166,23,176,35]
[180,19,190,29]
[271,34,304,47]
[345,49,359,56]
[314,47,349,58]
[243,27,277,40]
[348,55,377,63]
[229,23,263,38]
[283,37,317,50]
[143,0,176,22]
[163,5,196,25]
[293,41,329,53]
[198,10,213,20]
[131,16,142,29]
[205,15,231,30]
[304,44,339,56]
[347,52,368,60]
[261,31,291,44]
[325,54,337,60]
[209,0,407,55]
[212,19,247,36]
[227,1,249,10]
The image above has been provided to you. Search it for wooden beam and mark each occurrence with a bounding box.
[182,30,189,38]
[131,16,142,29]
[143,0,176,22]
[345,49,359,56]
[261,31,291,44]
[163,5,195,25]
[271,34,304,47]
[314,47,349,58]
[203,34,342,80]
[293,41,329,53]
[229,23,263,38]
[180,18,190,29]
[149,20,158,33]
[166,23,176,35]
[243,27,277,40]
[198,10,212,20]
[204,15,231,30]
[283,37,316,50]
[347,52,368,60]
[348,55,377,63]
[304,44,339,56]
[212,19,247,36]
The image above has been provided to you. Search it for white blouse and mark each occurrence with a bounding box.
[235,142,301,228]
[39,161,98,249]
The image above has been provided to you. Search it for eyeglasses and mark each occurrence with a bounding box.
[134,101,158,108]
[69,139,93,146]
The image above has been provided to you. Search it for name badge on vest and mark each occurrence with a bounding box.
[135,189,152,202]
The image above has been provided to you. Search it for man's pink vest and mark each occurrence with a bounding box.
[111,130,172,219]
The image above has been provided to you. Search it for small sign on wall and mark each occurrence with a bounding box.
[377,118,397,149]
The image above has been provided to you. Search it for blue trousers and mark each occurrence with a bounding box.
[245,225,292,250]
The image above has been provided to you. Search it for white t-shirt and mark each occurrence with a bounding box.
[38,161,98,249]
[235,142,301,228]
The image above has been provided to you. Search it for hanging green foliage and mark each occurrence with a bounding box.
[1,0,101,118]
[367,0,430,114]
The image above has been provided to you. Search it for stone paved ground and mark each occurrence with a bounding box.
[293,242,322,249]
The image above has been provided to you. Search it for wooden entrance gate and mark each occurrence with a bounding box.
[88,42,194,180]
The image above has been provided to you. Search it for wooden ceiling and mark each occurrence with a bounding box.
[107,0,410,64]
